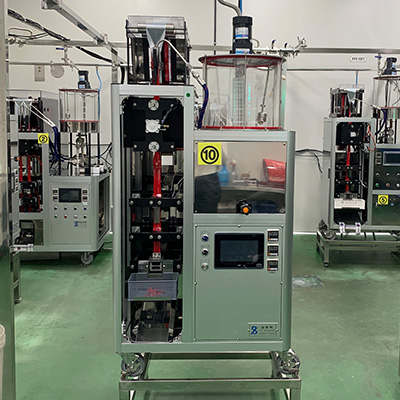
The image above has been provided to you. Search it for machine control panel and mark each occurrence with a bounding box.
[50,185,91,245]
[373,150,400,190]
[197,228,282,273]
[194,225,284,342]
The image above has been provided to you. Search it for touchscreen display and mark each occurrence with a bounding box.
[59,188,82,203]
[215,233,264,269]
[384,152,400,165]
[220,240,259,263]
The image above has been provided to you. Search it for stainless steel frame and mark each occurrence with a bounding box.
[119,353,301,400]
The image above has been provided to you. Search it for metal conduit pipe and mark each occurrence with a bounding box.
[217,0,242,16]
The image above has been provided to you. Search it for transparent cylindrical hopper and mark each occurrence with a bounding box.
[59,89,99,133]
[372,76,400,120]
[372,76,400,143]
[199,54,284,129]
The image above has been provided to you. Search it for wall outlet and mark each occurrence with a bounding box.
[34,65,45,82]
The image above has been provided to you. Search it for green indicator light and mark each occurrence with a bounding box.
[186,93,191,97]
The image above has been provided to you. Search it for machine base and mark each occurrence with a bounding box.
[119,351,301,400]
[316,226,400,267]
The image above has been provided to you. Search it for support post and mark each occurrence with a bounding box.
[0,0,16,399]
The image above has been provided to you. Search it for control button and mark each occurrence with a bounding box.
[64,206,68,210]
[54,215,58,219]
[375,183,380,188]
[83,215,87,219]
[267,230,279,241]
[64,215,67,219]
[397,173,400,177]
[237,200,252,215]
[386,172,390,177]
[54,206,58,210]
[397,183,400,188]
[74,215,78,219]
[267,259,279,271]
[74,206,78,211]
[267,245,279,256]
[375,172,380,177]
[201,234,209,242]
[386,183,390,188]
[201,262,209,270]
[83,207,87,211]
[201,248,209,256]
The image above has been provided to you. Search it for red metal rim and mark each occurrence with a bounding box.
[198,54,284,68]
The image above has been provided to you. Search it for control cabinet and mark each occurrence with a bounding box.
[370,145,400,227]
[49,175,110,249]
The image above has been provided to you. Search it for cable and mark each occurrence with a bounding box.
[295,149,329,174]
[8,9,124,79]
[156,39,209,129]
[75,46,111,63]
[96,67,102,118]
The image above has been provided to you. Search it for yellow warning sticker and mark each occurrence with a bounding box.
[38,133,49,144]
[198,142,222,165]
[377,195,389,206]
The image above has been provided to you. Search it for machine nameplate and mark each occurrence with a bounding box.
[248,322,278,337]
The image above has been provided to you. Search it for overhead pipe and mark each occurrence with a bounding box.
[217,0,242,16]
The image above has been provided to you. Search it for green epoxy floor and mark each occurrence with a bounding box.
[15,235,400,400]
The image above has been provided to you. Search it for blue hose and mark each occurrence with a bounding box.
[197,84,209,129]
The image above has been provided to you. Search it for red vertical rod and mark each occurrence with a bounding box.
[164,42,170,83]
[19,156,23,182]
[153,151,162,254]
[27,156,32,182]
[345,145,351,192]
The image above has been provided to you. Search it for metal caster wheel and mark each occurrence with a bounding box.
[121,356,145,377]
[81,252,94,266]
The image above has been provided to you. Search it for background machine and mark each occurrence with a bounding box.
[9,89,110,265]
[318,60,400,266]
[113,14,300,399]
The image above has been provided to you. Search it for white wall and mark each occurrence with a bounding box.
[8,0,400,231]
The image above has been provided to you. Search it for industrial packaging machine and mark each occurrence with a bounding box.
[113,13,300,399]
[318,63,400,266]
[9,89,110,265]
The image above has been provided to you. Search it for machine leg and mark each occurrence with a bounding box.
[13,254,22,304]
[119,387,130,400]
[323,240,330,267]
[290,386,302,400]
[81,252,94,266]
